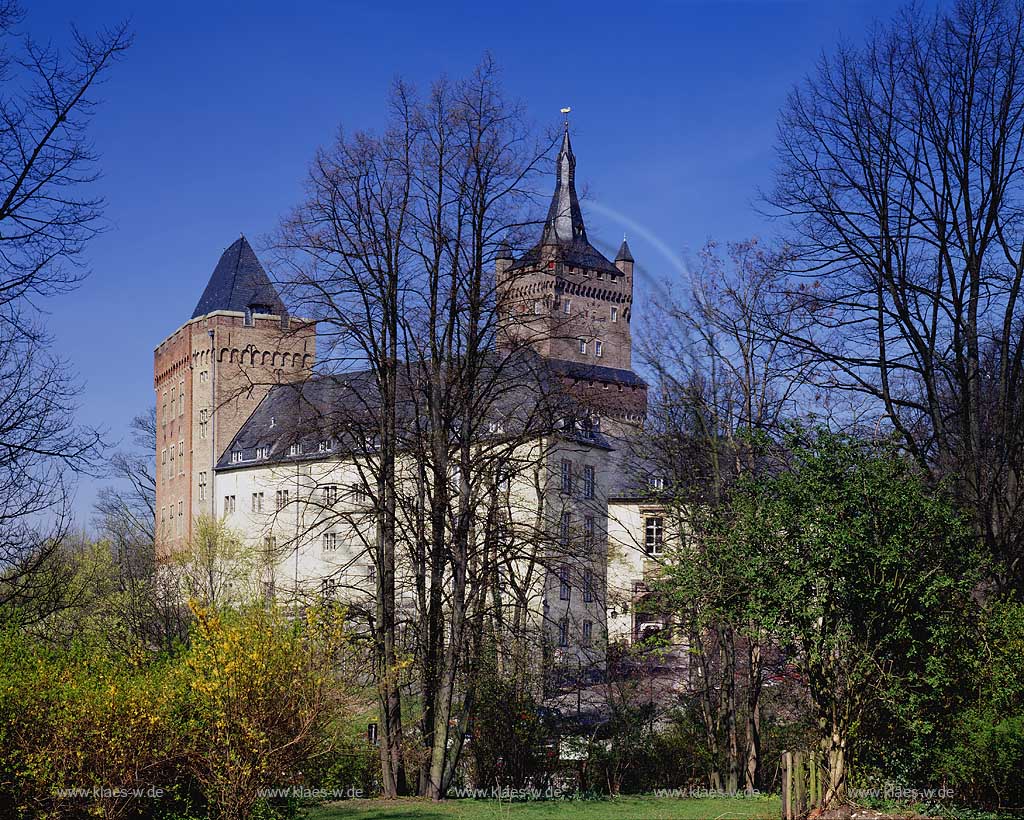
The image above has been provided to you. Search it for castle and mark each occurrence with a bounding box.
[154,128,670,659]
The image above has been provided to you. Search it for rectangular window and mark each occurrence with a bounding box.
[199,409,208,440]
[560,459,572,494]
[322,532,338,551]
[323,485,339,505]
[321,577,337,600]
[578,338,587,354]
[318,438,333,453]
[563,299,571,315]
[560,511,571,548]
[224,495,235,515]
[198,472,207,501]
[582,620,593,647]
[583,465,595,499]
[231,451,243,464]
[169,446,175,476]
[162,390,168,424]
[251,492,263,512]
[350,482,367,503]
[583,568,594,603]
[289,443,301,457]
[559,564,570,600]
[558,616,569,647]
[649,475,665,490]
[276,489,289,511]
[161,448,167,476]
[178,381,184,416]
[611,306,618,323]
[256,445,269,460]
[645,516,664,555]
[595,340,603,358]
[533,300,542,315]
[367,563,377,583]
[584,515,595,551]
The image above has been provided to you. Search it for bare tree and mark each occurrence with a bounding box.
[275,59,594,799]
[637,239,812,792]
[767,0,1024,594]
[0,4,130,623]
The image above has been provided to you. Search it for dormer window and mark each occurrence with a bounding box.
[318,438,334,453]
[230,450,244,464]
[256,446,269,460]
[289,443,301,457]
[649,476,665,491]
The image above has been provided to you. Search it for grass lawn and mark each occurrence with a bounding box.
[306,795,782,820]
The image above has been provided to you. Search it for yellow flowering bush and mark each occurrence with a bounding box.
[181,601,353,820]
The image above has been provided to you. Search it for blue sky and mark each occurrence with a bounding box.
[24,0,896,522]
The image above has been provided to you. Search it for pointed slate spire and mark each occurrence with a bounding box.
[616,236,634,263]
[542,127,587,246]
[191,236,286,319]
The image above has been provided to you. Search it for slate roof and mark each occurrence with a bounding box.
[508,129,620,276]
[216,351,616,471]
[616,238,634,263]
[546,357,648,389]
[192,236,286,319]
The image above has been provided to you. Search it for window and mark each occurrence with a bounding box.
[350,482,367,503]
[563,299,571,315]
[321,577,338,600]
[560,512,571,548]
[318,438,334,453]
[559,564,570,600]
[256,446,269,460]
[323,485,339,505]
[178,441,184,474]
[276,489,289,511]
[583,568,595,603]
[583,465,595,499]
[199,409,209,440]
[178,381,184,416]
[161,448,167,477]
[264,534,277,553]
[644,516,664,555]
[649,475,665,491]
[533,300,542,315]
[169,446,175,476]
[231,450,244,464]
[322,532,338,551]
[289,443,301,457]
[199,370,208,384]
[583,515,595,551]
[162,390,168,424]
[595,340,603,358]
[611,306,618,323]
[251,492,264,512]
[198,472,207,501]
[578,338,587,354]
[160,507,165,536]
[560,459,573,494]
[582,620,593,647]
[367,563,377,584]
[224,495,236,515]
[558,616,569,647]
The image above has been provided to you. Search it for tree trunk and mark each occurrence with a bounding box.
[744,637,762,793]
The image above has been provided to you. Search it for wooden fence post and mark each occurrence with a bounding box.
[782,751,792,820]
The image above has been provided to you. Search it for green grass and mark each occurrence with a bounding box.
[305,795,781,820]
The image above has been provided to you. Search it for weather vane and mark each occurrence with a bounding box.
[560,106,571,129]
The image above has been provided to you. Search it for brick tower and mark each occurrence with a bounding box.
[153,236,315,560]
[497,127,647,426]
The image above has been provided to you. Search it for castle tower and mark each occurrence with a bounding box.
[153,236,316,560]
[497,128,646,425]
